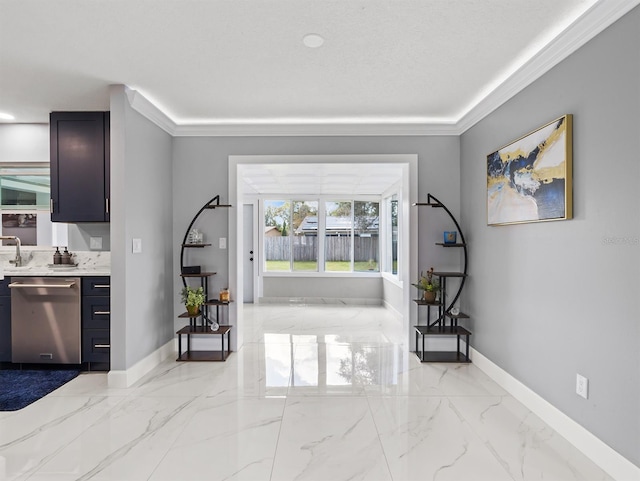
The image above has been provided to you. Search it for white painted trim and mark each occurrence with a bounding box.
[172,121,460,137]
[232,153,416,364]
[457,0,640,133]
[124,86,175,135]
[229,156,242,352]
[259,297,383,306]
[107,339,174,388]
[470,347,640,481]
[383,298,403,321]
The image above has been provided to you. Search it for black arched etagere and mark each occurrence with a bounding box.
[180,195,231,288]
[176,195,233,362]
[415,193,467,317]
[413,193,471,363]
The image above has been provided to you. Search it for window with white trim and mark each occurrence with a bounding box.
[264,198,380,274]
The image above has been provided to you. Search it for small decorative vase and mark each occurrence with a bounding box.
[219,289,230,302]
[186,304,200,316]
[423,290,437,303]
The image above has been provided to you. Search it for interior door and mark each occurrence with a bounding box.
[243,204,254,303]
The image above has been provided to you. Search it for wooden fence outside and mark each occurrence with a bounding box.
[265,236,378,262]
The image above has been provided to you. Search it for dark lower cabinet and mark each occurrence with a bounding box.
[82,276,110,370]
[50,111,110,222]
[0,279,10,363]
[82,329,110,365]
[1,276,111,369]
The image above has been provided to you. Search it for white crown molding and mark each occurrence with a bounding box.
[127,0,639,137]
[124,86,175,135]
[172,121,459,137]
[457,0,640,134]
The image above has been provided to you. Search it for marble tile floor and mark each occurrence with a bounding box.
[0,304,612,481]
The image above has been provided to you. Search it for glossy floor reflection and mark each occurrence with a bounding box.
[0,304,612,480]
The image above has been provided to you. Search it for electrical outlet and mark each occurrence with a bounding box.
[132,238,142,254]
[89,236,103,250]
[576,373,589,399]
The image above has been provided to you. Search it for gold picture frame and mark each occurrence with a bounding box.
[487,114,573,226]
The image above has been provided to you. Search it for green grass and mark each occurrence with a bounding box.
[265,260,379,272]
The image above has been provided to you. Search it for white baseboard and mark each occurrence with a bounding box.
[107,339,175,388]
[382,299,403,321]
[470,348,640,481]
[259,297,383,306]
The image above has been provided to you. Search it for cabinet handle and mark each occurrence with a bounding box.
[50,198,54,214]
[106,198,109,214]
[93,284,110,289]
[94,344,110,349]
[94,310,110,315]
[10,282,75,288]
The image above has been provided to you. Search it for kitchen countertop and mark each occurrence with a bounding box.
[0,248,110,278]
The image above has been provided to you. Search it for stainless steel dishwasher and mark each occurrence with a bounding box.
[10,277,81,364]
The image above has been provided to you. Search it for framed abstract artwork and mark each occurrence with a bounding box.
[487,114,573,226]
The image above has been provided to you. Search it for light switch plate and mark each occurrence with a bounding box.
[132,238,142,254]
[90,236,103,250]
[219,237,227,249]
[576,373,588,399]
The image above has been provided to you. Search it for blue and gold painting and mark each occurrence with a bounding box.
[487,115,572,226]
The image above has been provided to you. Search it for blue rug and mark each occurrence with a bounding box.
[0,369,79,411]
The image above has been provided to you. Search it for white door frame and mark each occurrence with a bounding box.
[228,154,418,354]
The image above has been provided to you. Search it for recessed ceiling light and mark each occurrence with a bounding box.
[303,34,324,49]
[0,112,15,121]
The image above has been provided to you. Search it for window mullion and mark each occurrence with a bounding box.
[350,200,355,272]
[318,200,325,272]
[289,201,293,272]
[395,195,400,278]
[381,198,388,273]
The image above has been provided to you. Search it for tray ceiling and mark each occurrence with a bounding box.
[0,0,636,134]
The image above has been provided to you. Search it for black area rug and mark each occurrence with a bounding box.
[0,369,79,411]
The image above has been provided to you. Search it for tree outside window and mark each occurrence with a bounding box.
[292,200,318,271]
[354,201,379,272]
[264,200,290,271]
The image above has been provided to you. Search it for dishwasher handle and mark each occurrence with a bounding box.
[9,281,77,289]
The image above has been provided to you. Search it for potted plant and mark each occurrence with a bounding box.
[412,267,440,302]
[181,286,205,316]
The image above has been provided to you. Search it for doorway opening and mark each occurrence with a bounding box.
[229,154,418,354]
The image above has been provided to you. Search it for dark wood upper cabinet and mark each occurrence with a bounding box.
[50,111,110,222]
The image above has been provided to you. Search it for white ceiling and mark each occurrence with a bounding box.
[1,0,636,135]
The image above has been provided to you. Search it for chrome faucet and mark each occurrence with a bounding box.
[0,235,22,267]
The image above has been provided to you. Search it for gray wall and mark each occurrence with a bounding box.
[68,223,111,251]
[460,7,640,465]
[0,124,48,161]
[172,137,231,324]
[417,135,461,271]
[263,277,382,301]
[172,136,460,324]
[111,86,174,370]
